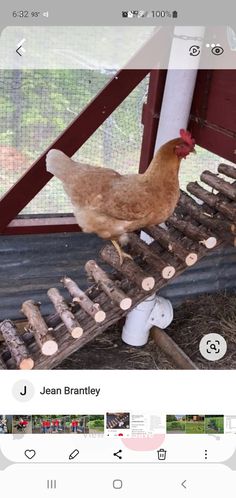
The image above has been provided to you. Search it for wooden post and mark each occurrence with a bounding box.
[201,170,236,201]
[21,300,58,356]
[128,232,176,279]
[187,181,236,221]
[85,260,132,310]
[146,225,198,266]
[47,288,83,338]
[61,277,106,323]
[100,244,155,291]
[151,326,198,369]
[218,163,236,179]
[167,214,217,249]
[0,319,34,369]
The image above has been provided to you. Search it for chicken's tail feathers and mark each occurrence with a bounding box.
[46,149,72,179]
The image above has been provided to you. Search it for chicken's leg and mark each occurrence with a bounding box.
[111,239,133,266]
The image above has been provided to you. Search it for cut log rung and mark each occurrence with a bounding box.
[85,260,132,311]
[187,181,236,222]
[0,162,235,369]
[21,300,58,357]
[0,319,34,370]
[47,287,83,338]
[201,170,236,201]
[61,276,106,323]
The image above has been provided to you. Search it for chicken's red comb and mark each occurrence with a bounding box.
[180,128,195,146]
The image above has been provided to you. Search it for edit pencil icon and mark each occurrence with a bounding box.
[69,449,79,460]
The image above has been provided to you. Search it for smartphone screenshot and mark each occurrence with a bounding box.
[0,1,236,496]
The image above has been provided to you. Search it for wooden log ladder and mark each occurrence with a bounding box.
[0,163,235,370]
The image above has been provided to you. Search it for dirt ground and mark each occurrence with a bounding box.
[58,292,236,370]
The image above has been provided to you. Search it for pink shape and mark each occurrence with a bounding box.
[121,434,165,451]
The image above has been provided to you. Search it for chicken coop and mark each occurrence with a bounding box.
[0,27,236,370]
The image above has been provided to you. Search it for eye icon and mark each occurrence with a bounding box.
[211,45,224,56]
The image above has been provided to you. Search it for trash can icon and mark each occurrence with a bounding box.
[157,448,167,461]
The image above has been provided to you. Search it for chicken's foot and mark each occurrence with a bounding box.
[111,239,133,266]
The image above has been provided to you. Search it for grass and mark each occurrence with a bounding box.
[185,421,205,434]
[167,420,205,434]
[167,415,223,434]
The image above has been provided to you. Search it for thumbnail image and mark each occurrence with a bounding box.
[0,415,12,434]
[87,415,104,434]
[166,415,186,434]
[225,415,236,434]
[64,415,87,434]
[64,415,104,434]
[64,415,88,434]
[13,416,32,434]
[31,415,104,434]
[185,415,205,434]
[204,415,224,434]
[32,416,66,434]
[131,414,165,436]
[106,413,130,430]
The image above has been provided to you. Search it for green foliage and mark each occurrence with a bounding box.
[166,415,177,422]
[87,418,104,428]
[0,130,14,144]
[0,69,145,159]
[185,422,205,434]
[167,421,186,432]
[205,416,224,433]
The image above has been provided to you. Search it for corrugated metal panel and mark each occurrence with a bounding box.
[0,233,235,320]
[0,233,103,320]
[160,246,236,305]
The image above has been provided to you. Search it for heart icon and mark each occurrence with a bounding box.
[24,449,36,460]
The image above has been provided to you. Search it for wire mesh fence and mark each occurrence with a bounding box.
[0,69,149,214]
[0,69,234,216]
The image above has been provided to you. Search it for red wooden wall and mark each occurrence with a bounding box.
[189,70,236,163]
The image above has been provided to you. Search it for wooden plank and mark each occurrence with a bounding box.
[4,216,80,235]
[139,69,166,173]
[190,69,236,163]
[191,70,236,132]
[202,71,236,131]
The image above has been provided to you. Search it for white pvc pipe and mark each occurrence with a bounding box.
[122,27,205,347]
[156,26,205,148]
[155,70,199,148]
[122,294,156,346]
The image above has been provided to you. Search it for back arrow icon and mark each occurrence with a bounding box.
[181,480,187,489]
[16,38,26,56]
[16,46,23,56]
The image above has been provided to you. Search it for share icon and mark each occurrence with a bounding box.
[113,449,123,460]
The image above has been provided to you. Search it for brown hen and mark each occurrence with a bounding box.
[46,129,195,264]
